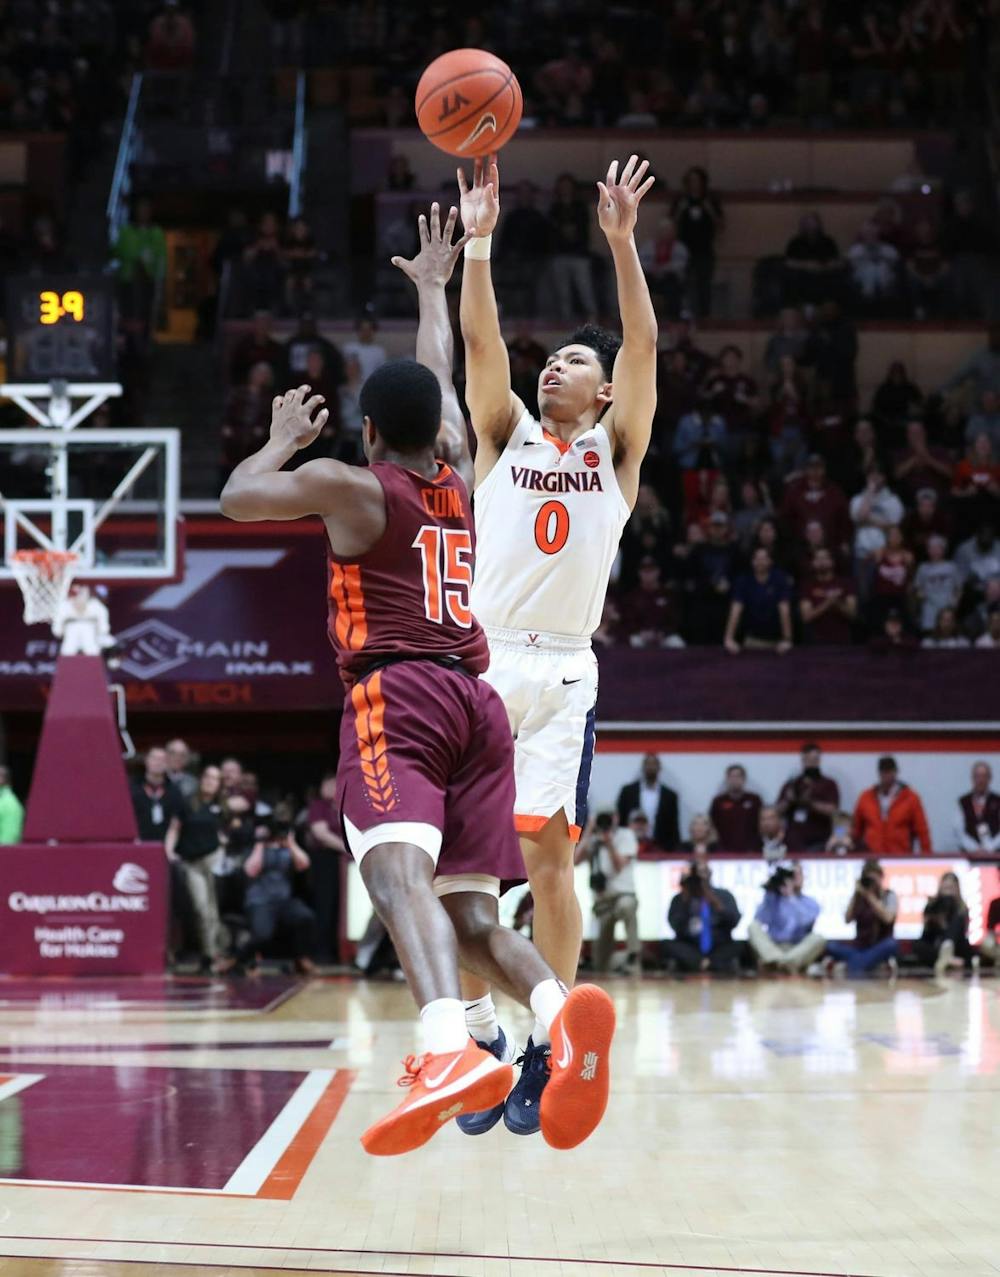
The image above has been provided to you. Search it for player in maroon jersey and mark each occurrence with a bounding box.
[220,364,615,1156]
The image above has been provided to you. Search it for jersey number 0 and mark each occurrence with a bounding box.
[413,526,473,628]
[534,500,570,555]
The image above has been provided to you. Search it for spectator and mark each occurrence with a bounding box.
[975,603,1000,647]
[145,1,196,70]
[940,190,1000,320]
[732,479,774,553]
[113,198,167,337]
[243,212,286,311]
[852,756,932,856]
[749,863,826,973]
[628,810,660,858]
[965,390,1000,455]
[386,154,415,191]
[952,434,1000,537]
[220,757,257,807]
[826,858,899,977]
[284,312,344,385]
[619,485,673,590]
[922,606,969,649]
[893,420,954,503]
[903,489,952,562]
[307,772,347,965]
[671,166,723,317]
[164,765,227,974]
[940,326,1000,402]
[811,301,858,404]
[165,738,198,800]
[764,307,811,378]
[499,181,551,262]
[663,860,743,974]
[850,466,905,560]
[640,215,689,317]
[905,219,950,318]
[913,873,971,976]
[283,216,320,313]
[533,41,594,118]
[723,547,793,654]
[800,547,858,645]
[955,523,1000,603]
[619,557,684,648]
[871,361,924,436]
[0,765,24,845]
[342,316,387,383]
[702,345,759,438]
[220,362,274,479]
[870,526,915,627]
[547,174,597,319]
[229,312,282,386]
[826,811,855,855]
[673,405,727,472]
[616,754,680,853]
[236,818,317,975]
[759,805,788,861]
[681,813,720,857]
[709,764,763,853]
[781,454,851,553]
[847,220,900,315]
[870,607,919,653]
[776,743,840,852]
[783,212,843,307]
[577,811,640,974]
[954,761,1000,854]
[912,535,961,633]
[130,746,185,843]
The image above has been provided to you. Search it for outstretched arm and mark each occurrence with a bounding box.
[458,156,524,478]
[599,156,659,509]
[392,202,474,492]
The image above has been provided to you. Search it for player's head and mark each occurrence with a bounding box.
[539,324,619,425]
[360,359,441,461]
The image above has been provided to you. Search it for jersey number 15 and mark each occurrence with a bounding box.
[413,526,473,629]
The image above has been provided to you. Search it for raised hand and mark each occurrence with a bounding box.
[392,202,470,288]
[270,384,328,451]
[457,154,500,239]
[597,154,656,243]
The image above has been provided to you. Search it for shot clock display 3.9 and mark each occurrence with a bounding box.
[6,276,116,382]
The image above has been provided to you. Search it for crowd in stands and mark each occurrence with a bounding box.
[267,0,986,131]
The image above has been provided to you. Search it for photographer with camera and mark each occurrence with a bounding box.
[776,743,840,852]
[575,811,640,973]
[748,862,826,973]
[662,860,744,974]
[913,872,971,977]
[825,857,899,977]
[236,816,318,975]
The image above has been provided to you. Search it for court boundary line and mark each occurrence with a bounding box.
[0,1235,887,1276]
[0,1257,461,1277]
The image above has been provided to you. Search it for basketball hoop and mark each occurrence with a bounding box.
[10,549,79,626]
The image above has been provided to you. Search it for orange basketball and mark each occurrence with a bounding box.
[415,49,522,158]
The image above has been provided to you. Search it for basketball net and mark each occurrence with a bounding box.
[10,549,79,626]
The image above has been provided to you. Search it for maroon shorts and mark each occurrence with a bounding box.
[337,660,526,888]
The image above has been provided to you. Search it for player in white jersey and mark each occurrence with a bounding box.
[452,153,658,1134]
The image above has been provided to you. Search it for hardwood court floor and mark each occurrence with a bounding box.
[0,972,996,1277]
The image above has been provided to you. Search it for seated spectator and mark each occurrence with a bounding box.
[165,765,228,974]
[850,466,905,560]
[702,345,759,438]
[243,213,286,312]
[847,220,900,315]
[732,479,775,554]
[781,454,851,554]
[869,607,919,652]
[764,307,811,378]
[619,485,673,590]
[767,356,811,474]
[783,212,844,307]
[893,420,954,503]
[826,811,855,855]
[236,818,317,974]
[954,761,1000,855]
[673,406,727,473]
[955,523,1000,604]
[616,755,679,852]
[759,805,788,861]
[913,534,961,633]
[671,166,723,317]
[852,756,932,856]
[533,41,594,118]
[283,216,320,313]
[230,312,282,386]
[871,361,924,437]
[547,173,597,320]
[922,605,969,648]
[723,547,794,654]
[749,863,826,973]
[145,1,197,70]
[905,219,950,318]
[976,603,1000,647]
[220,362,273,480]
[777,743,839,852]
[619,557,685,648]
[628,811,661,858]
[576,812,639,974]
[749,516,795,576]
[662,860,743,974]
[826,859,899,977]
[903,489,952,562]
[681,813,719,857]
[870,526,915,627]
[640,215,689,317]
[165,738,198,800]
[800,547,858,644]
[913,873,971,976]
[952,434,1000,538]
[0,765,25,846]
[709,764,763,853]
[965,389,1000,455]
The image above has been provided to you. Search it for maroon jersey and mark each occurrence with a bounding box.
[327,461,489,688]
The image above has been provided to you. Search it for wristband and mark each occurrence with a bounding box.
[464,233,492,260]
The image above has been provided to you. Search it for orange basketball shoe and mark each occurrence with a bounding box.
[540,984,616,1150]
[361,1039,514,1156]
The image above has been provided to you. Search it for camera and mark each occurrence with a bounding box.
[765,866,793,894]
[682,870,704,897]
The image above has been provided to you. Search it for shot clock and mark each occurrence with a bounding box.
[5,276,116,382]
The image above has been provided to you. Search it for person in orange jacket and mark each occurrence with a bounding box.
[852,756,932,856]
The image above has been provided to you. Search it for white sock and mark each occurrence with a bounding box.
[529,978,568,1047]
[419,997,469,1055]
[464,993,500,1044]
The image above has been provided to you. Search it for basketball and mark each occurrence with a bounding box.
[415,48,522,157]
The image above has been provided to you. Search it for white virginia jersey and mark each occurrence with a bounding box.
[471,410,631,638]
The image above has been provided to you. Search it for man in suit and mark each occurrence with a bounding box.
[616,754,679,852]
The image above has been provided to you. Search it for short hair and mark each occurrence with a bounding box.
[877,755,898,772]
[560,324,621,381]
[719,343,743,361]
[801,741,821,755]
[360,359,441,452]
[726,763,746,777]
